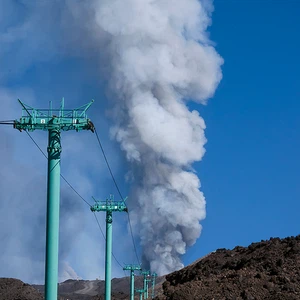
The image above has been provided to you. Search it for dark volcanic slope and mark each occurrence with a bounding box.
[3,235,300,300]
[33,276,165,300]
[159,235,300,300]
[0,278,43,300]
[91,276,165,300]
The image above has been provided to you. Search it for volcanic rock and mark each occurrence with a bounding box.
[2,235,300,299]
[157,235,300,300]
[0,278,43,300]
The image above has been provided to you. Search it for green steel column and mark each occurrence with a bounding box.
[123,265,141,300]
[151,278,154,299]
[136,289,144,300]
[143,276,147,299]
[91,196,127,300]
[105,210,113,300]
[130,269,134,300]
[45,127,61,300]
[14,99,94,300]
[146,279,149,299]
[151,273,157,299]
[141,271,150,299]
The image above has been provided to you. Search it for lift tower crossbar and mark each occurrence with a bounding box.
[123,264,142,300]
[14,99,94,132]
[91,195,127,300]
[14,99,94,300]
[136,289,146,300]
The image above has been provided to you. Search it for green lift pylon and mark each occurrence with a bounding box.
[14,98,94,300]
[151,273,157,299]
[136,289,145,300]
[123,264,142,300]
[146,276,152,299]
[141,270,150,299]
[91,195,127,300]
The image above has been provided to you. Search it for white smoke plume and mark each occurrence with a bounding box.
[91,0,223,274]
[0,0,222,280]
[59,262,79,282]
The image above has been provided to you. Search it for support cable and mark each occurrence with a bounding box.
[94,129,141,266]
[93,212,106,239]
[25,121,137,267]
[25,131,92,207]
[94,129,124,200]
[93,212,123,269]
[123,270,131,288]
[25,130,124,270]
[25,130,47,159]
[0,120,15,125]
[61,174,92,207]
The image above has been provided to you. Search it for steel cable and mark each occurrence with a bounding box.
[25,130,125,269]
[94,128,141,266]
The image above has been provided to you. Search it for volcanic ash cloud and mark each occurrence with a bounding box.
[91,0,223,275]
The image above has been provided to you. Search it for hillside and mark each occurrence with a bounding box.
[0,278,43,300]
[1,235,300,299]
[158,235,300,300]
[32,276,165,300]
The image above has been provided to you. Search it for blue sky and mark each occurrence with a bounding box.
[185,0,300,264]
[0,0,299,283]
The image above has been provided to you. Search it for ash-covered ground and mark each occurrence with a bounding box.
[1,235,300,300]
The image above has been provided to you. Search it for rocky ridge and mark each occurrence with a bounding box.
[158,235,300,299]
[1,235,300,299]
[0,278,43,300]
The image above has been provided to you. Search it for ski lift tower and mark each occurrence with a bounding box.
[136,288,146,300]
[141,270,151,299]
[14,98,94,300]
[123,264,142,300]
[151,272,157,299]
[91,195,128,300]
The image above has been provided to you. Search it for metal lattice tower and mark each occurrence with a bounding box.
[123,264,142,300]
[91,195,127,300]
[14,98,94,300]
[151,273,158,299]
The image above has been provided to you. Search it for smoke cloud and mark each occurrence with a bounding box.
[0,0,222,281]
[91,0,223,274]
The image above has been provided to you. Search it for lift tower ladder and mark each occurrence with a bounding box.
[14,98,94,300]
[123,264,142,300]
[91,195,127,300]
